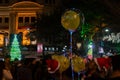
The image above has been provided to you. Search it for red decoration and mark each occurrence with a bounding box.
[94,57,111,71]
[46,59,60,74]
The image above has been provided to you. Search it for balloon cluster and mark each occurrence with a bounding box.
[52,55,85,73]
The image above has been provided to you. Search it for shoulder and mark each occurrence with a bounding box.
[3,69,13,80]
[3,69,11,73]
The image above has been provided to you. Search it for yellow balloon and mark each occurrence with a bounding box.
[52,55,70,73]
[72,56,85,72]
[61,10,80,31]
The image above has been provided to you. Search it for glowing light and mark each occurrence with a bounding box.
[37,43,43,53]
[105,29,109,32]
[87,41,93,60]
[0,35,4,46]
[103,32,120,43]
[10,34,21,61]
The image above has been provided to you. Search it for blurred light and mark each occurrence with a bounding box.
[37,43,43,53]
[62,49,65,52]
[88,42,93,48]
[27,28,30,30]
[31,40,37,45]
[64,45,67,48]
[52,47,54,51]
[88,44,92,48]
[76,42,81,49]
[56,48,58,51]
[45,47,47,51]
[105,29,109,32]
[48,47,51,51]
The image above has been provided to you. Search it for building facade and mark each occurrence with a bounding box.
[0,0,62,46]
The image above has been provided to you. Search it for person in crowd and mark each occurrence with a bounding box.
[108,55,120,80]
[106,50,113,56]
[28,58,41,80]
[84,60,107,80]
[98,47,105,57]
[11,58,22,80]
[4,55,12,70]
[0,60,13,80]
[34,60,46,80]
[16,58,32,80]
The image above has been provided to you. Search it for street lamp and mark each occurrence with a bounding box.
[105,29,109,32]
[102,27,111,36]
[76,42,81,50]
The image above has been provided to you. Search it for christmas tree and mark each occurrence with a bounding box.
[10,34,21,61]
[87,41,93,60]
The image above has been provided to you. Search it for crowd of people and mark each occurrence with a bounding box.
[0,54,120,80]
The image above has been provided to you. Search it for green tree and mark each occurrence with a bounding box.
[10,34,21,61]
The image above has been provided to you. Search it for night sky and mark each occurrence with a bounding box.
[61,0,120,32]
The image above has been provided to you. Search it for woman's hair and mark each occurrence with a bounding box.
[0,60,5,80]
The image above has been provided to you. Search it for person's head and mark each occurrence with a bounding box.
[4,55,11,63]
[0,60,5,69]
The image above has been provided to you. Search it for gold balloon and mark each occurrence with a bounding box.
[61,10,80,31]
[72,56,85,72]
[52,55,70,73]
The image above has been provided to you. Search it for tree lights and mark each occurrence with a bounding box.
[10,34,21,61]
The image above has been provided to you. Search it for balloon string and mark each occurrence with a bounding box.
[69,31,74,80]
[78,72,80,80]
[60,72,62,80]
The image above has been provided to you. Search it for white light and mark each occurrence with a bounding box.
[64,45,67,48]
[89,45,92,48]
[52,47,54,51]
[105,29,109,32]
[45,47,47,51]
[48,47,51,51]
[56,48,58,51]
[27,28,30,30]
[62,49,65,52]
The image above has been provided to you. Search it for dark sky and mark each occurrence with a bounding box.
[61,0,120,32]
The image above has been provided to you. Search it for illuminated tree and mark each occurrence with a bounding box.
[87,41,93,59]
[10,34,21,61]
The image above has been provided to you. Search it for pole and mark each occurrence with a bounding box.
[69,31,74,80]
